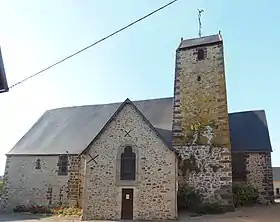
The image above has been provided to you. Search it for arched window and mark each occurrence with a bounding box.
[197,49,205,60]
[35,159,41,169]
[120,146,136,180]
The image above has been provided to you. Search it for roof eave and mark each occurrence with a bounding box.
[178,34,223,50]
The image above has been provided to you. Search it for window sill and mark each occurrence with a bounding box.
[116,180,138,187]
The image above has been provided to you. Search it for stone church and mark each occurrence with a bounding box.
[2,33,274,220]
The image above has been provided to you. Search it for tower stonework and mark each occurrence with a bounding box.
[173,34,233,209]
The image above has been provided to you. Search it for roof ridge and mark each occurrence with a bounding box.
[182,33,221,42]
[229,109,265,115]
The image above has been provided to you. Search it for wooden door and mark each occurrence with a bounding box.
[121,188,133,220]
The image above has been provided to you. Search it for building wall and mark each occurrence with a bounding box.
[273,181,280,197]
[67,155,83,208]
[172,38,233,208]
[78,157,86,209]
[2,154,81,211]
[246,152,274,203]
[82,103,177,220]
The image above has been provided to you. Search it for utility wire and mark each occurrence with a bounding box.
[9,0,179,89]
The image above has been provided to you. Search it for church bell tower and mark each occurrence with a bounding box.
[172,32,233,209]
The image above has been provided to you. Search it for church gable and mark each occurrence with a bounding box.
[82,99,177,220]
[81,98,174,155]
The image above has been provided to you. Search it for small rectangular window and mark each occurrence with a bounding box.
[276,188,280,195]
[232,153,246,181]
[35,159,41,169]
[58,155,68,175]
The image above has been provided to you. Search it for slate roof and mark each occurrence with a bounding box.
[178,34,222,50]
[229,110,272,152]
[273,167,280,181]
[7,97,272,155]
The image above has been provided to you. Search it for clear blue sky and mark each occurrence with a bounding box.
[0,0,279,173]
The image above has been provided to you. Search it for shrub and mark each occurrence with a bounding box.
[13,205,82,216]
[13,205,25,212]
[178,186,225,215]
[51,207,82,216]
[233,184,259,207]
[177,186,202,211]
[197,203,225,214]
[13,204,51,214]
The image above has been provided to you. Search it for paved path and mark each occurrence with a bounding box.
[180,204,280,222]
[0,213,80,222]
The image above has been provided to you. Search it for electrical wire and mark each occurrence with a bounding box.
[9,0,179,89]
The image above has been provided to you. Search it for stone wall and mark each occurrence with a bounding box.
[172,37,233,209]
[246,152,274,203]
[67,155,83,207]
[176,145,232,206]
[2,154,81,211]
[78,157,86,209]
[82,102,177,220]
[173,40,230,147]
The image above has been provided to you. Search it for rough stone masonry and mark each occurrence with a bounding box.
[172,35,234,209]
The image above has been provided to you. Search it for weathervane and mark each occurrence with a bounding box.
[197,9,204,38]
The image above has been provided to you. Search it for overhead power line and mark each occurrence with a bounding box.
[9,0,179,89]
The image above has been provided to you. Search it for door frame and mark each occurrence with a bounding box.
[121,188,133,220]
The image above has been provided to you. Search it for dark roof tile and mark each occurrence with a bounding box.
[229,110,272,152]
[178,34,222,50]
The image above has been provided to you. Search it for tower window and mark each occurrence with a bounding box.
[35,159,41,169]
[120,146,136,181]
[197,49,205,60]
[197,76,201,82]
